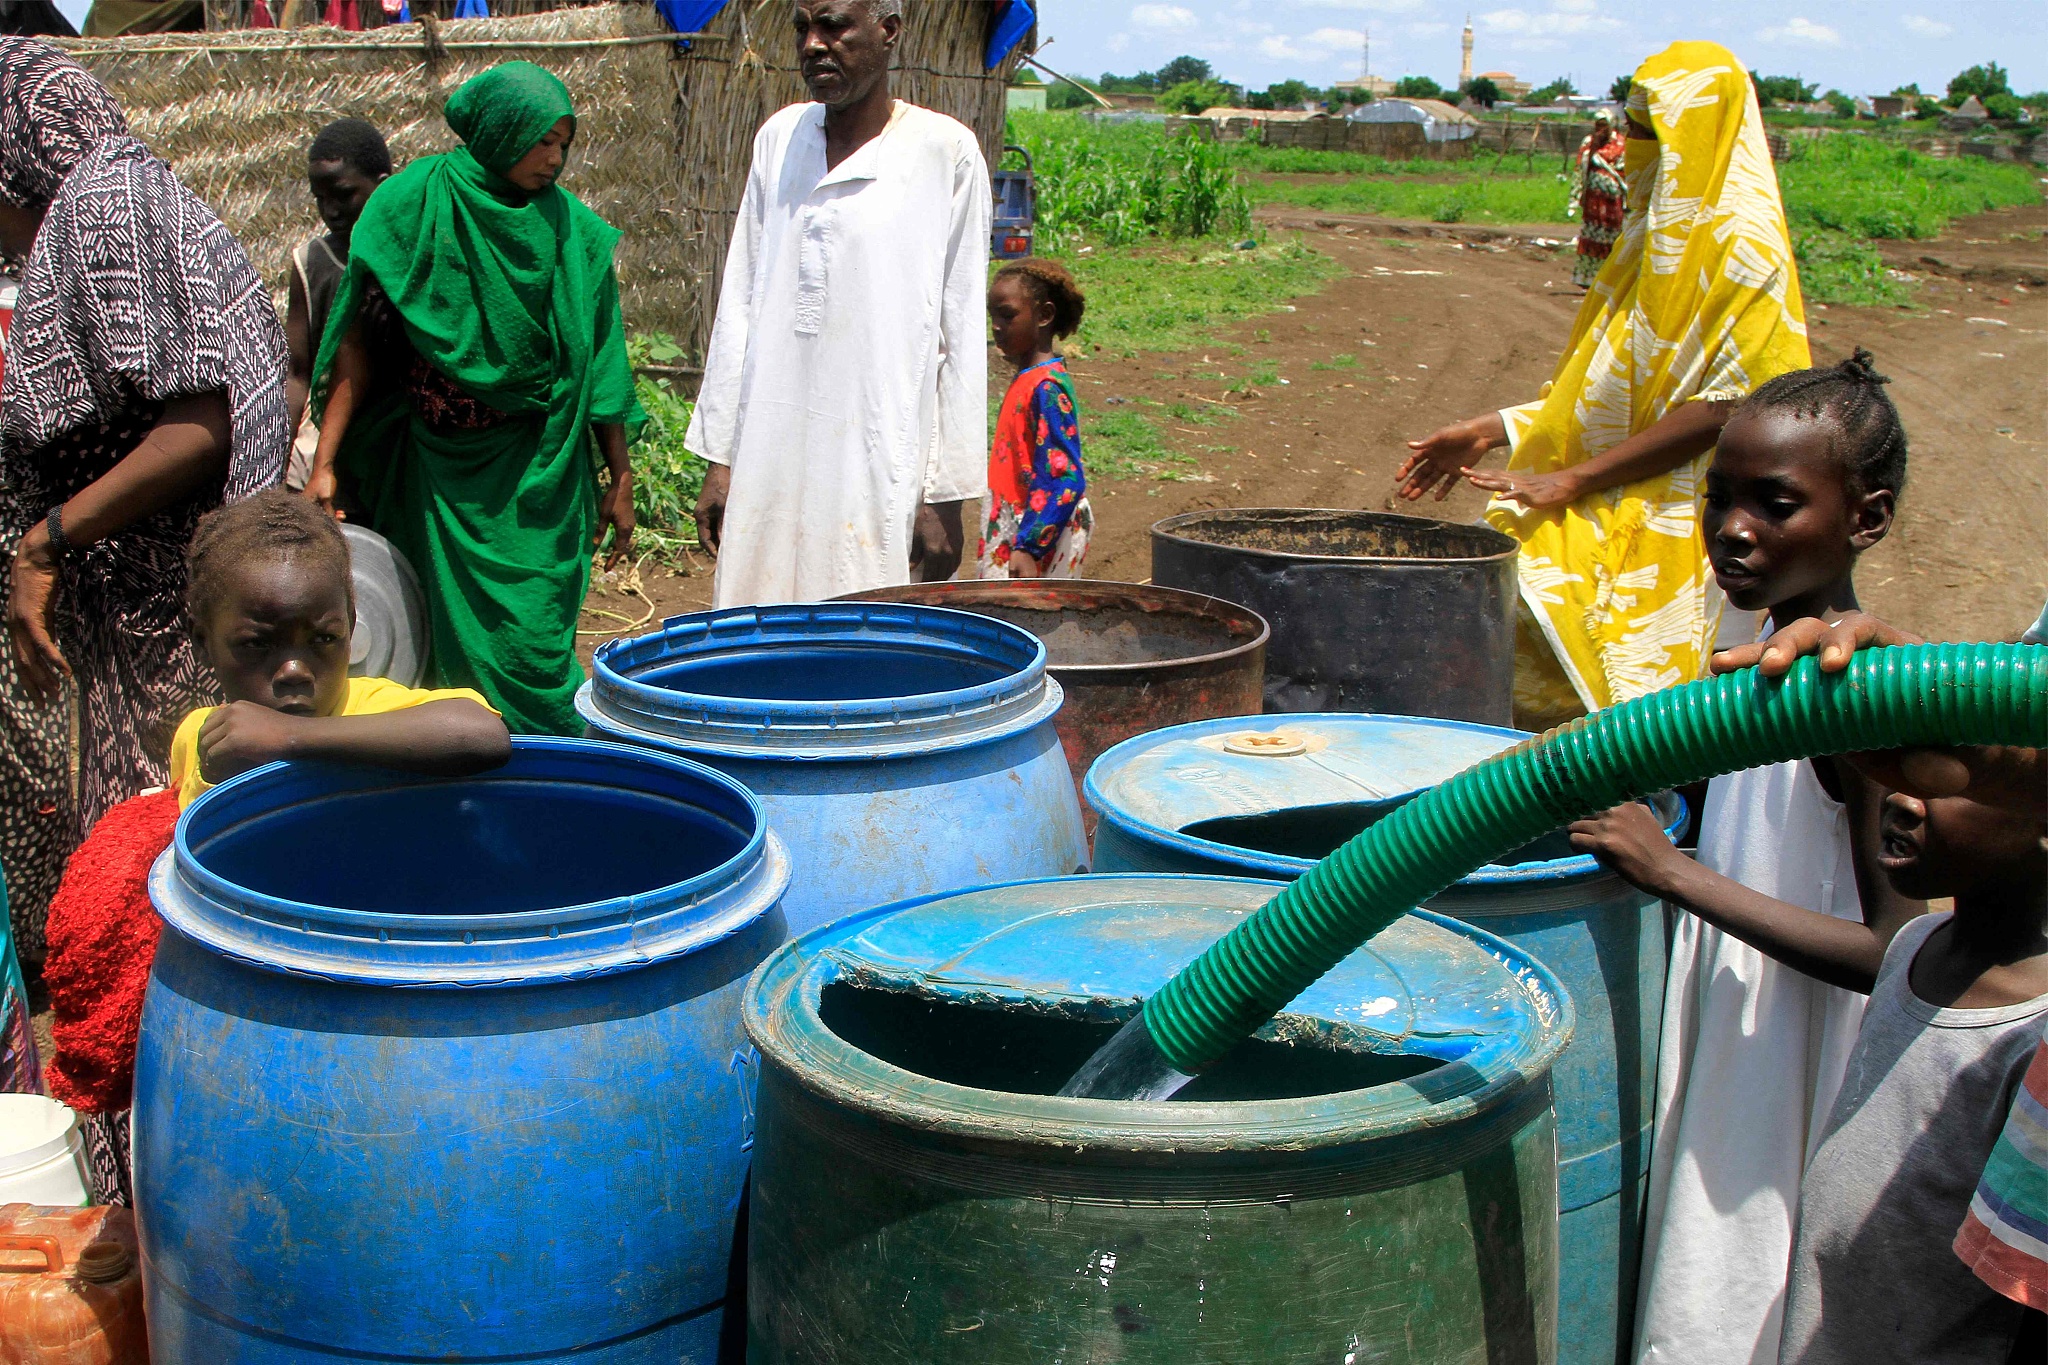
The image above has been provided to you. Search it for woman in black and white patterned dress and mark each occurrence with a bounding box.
[0,39,288,1197]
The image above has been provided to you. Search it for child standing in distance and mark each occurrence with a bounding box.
[284,119,390,492]
[170,487,509,805]
[979,258,1092,579]
[1569,351,1923,1365]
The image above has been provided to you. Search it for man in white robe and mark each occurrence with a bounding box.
[687,0,989,607]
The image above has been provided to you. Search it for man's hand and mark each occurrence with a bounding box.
[197,701,301,785]
[694,463,731,558]
[301,464,344,520]
[1568,801,1687,894]
[910,499,968,582]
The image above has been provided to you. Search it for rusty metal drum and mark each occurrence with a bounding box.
[837,580,1267,830]
[1150,509,1518,725]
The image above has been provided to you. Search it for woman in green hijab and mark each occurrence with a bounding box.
[306,61,640,735]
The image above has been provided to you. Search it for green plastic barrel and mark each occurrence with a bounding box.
[742,874,1574,1362]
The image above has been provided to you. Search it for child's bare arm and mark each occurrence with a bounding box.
[197,699,511,787]
[1570,800,1906,993]
[285,270,311,436]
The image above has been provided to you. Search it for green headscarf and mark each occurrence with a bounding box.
[311,62,643,736]
[316,61,608,413]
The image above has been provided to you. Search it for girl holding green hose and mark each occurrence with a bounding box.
[306,63,643,736]
[1570,352,1925,1365]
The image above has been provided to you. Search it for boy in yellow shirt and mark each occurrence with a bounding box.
[170,489,510,806]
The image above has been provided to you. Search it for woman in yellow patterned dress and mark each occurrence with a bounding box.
[1397,41,1810,730]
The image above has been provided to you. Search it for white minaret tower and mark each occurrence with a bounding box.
[1361,29,1371,84]
[1460,15,1474,88]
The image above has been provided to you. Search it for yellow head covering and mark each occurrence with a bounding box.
[1488,41,1810,725]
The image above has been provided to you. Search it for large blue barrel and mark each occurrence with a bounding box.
[134,738,791,1363]
[577,604,1089,936]
[744,874,1573,1361]
[1087,715,1683,1365]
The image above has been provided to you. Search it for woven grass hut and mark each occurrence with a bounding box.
[60,1,1021,371]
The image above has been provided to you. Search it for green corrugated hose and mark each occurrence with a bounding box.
[1069,643,2047,1094]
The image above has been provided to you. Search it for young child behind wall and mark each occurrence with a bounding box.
[284,118,390,492]
[1569,351,1920,1365]
[978,257,1092,580]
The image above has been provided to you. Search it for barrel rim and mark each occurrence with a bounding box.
[580,602,1065,759]
[742,873,1574,1154]
[160,736,791,987]
[831,579,1273,679]
[1085,712,1687,888]
[1151,506,1519,566]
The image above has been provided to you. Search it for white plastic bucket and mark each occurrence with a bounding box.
[0,1094,90,1207]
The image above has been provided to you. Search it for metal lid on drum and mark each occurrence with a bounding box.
[342,523,429,688]
[1086,713,1684,886]
[577,602,1064,760]
[743,874,1571,1153]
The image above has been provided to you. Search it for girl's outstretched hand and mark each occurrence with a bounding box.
[1397,415,1500,502]
[1462,466,1582,509]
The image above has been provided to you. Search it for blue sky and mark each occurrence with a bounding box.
[1032,0,2048,99]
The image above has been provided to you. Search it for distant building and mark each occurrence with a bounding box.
[1475,70,1531,101]
[1006,73,1047,114]
[1460,16,1473,87]
[1100,92,1158,111]
[1872,95,1906,119]
[1332,29,1396,101]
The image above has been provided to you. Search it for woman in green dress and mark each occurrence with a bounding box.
[307,61,639,735]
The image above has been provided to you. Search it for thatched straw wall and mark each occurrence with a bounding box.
[59,1,1020,368]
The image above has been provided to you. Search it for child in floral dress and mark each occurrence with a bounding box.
[979,258,1092,579]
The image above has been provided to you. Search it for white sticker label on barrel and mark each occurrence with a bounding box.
[1220,731,1311,758]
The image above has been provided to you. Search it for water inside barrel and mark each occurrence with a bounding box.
[819,979,1435,1102]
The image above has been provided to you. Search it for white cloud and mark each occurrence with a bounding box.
[1404,21,1448,36]
[1479,7,1620,39]
[1757,16,1842,47]
[1257,27,1361,61]
[1285,0,1426,12]
[1131,3,1199,32]
[1107,31,1131,53]
[1553,0,1596,11]
[1900,15,1952,38]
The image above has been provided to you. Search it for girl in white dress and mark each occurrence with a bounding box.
[1567,352,1923,1365]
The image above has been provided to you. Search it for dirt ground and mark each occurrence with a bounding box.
[583,202,2048,653]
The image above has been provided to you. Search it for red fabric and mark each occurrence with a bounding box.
[323,0,362,29]
[986,364,1039,507]
[41,790,178,1114]
[249,1,276,27]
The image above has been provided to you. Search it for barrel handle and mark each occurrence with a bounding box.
[0,1234,62,1272]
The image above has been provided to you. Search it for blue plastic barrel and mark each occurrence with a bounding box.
[134,737,790,1363]
[577,604,1089,936]
[1086,715,1683,1365]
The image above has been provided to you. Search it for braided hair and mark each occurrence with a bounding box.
[1741,347,1908,497]
[186,488,353,631]
[994,257,1086,339]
